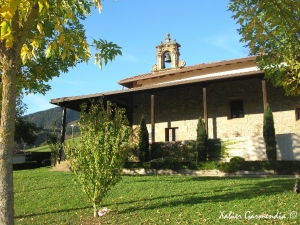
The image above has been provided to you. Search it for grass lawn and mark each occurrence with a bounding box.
[14,167,299,224]
[25,137,80,153]
[25,145,51,153]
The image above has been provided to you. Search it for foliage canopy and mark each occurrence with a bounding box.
[0,0,121,223]
[229,0,300,95]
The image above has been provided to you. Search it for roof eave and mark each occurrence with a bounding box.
[51,69,264,108]
[118,56,258,87]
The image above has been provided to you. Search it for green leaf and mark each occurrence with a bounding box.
[0,21,9,38]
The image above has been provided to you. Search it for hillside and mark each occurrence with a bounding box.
[24,107,80,128]
[23,107,80,148]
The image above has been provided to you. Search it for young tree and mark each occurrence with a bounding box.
[138,116,149,162]
[0,1,121,223]
[64,100,131,217]
[228,0,300,96]
[196,116,207,161]
[46,122,60,167]
[263,104,277,161]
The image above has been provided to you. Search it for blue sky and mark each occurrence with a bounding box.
[23,0,249,115]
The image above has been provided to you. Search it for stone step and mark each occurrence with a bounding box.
[52,160,71,172]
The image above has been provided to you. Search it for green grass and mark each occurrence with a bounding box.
[25,145,51,152]
[25,137,80,153]
[14,167,299,224]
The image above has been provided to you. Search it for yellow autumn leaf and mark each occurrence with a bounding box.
[62,50,67,61]
[37,0,44,12]
[54,23,60,31]
[52,41,57,50]
[5,34,14,48]
[32,49,37,60]
[44,0,50,9]
[1,31,12,40]
[0,6,9,14]
[31,40,39,48]
[21,44,30,64]
[9,0,19,11]
[59,34,64,45]
[45,45,51,58]
[37,23,44,35]
[74,54,78,62]
[0,10,13,21]
[21,44,30,54]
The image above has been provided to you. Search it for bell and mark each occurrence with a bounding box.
[165,54,171,63]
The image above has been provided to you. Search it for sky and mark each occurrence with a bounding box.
[23,0,249,115]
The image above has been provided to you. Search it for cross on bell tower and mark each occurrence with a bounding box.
[152,34,186,72]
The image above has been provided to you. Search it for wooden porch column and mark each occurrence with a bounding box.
[262,79,268,109]
[203,87,208,135]
[59,107,67,162]
[106,100,111,113]
[151,94,155,143]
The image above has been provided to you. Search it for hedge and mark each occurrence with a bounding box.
[13,161,38,170]
[124,161,300,174]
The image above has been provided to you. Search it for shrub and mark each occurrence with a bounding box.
[41,159,51,166]
[150,139,231,162]
[207,139,231,161]
[123,160,300,174]
[46,122,60,166]
[25,152,51,167]
[149,142,164,160]
[138,116,149,162]
[13,161,38,170]
[64,100,131,217]
[263,104,277,161]
[196,117,207,161]
[127,126,140,162]
[230,156,245,163]
[150,141,197,162]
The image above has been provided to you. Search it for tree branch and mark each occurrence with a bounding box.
[15,3,39,56]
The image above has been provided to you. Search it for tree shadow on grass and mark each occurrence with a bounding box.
[114,177,296,215]
[188,176,295,194]
[14,184,76,194]
[14,206,91,219]
[121,175,235,184]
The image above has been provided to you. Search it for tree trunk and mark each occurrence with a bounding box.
[93,203,98,217]
[0,50,18,224]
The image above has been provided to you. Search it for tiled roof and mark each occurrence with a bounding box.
[118,56,258,86]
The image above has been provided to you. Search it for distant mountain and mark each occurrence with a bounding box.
[23,107,80,148]
[24,107,80,128]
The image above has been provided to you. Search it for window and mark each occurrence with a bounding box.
[230,100,244,119]
[165,128,178,141]
[296,107,300,120]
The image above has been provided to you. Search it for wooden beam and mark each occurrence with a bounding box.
[59,107,67,162]
[110,97,137,108]
[151,94,155,143]
[203,87,208,135]
[262,79,268,109]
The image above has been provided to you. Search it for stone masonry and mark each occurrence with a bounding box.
[132,77,300,160]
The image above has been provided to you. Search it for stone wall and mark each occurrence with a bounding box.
[132,77,300,160]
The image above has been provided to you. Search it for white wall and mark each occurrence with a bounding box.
[223,134,300,161]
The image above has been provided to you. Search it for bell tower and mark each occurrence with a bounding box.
[152,33,186,72]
